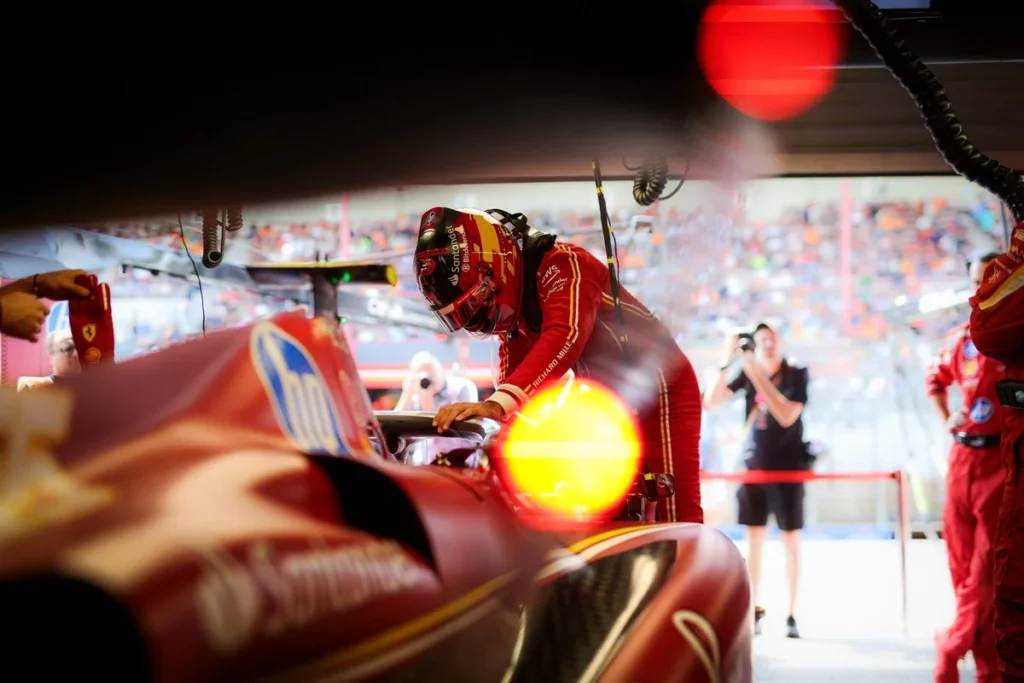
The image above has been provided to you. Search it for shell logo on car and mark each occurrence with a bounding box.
[250,322,355,457]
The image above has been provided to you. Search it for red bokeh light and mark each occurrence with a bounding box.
[698,0,846,121]
[498,378,642,521]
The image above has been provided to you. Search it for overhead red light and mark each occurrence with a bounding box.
[698,0,846,121]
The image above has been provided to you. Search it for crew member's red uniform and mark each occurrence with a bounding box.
[926,322,1005,682]
[969,221,1024,682]
[488,241,703,524]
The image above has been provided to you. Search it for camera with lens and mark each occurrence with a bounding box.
[737,332,756,353]
[418,375,433,390]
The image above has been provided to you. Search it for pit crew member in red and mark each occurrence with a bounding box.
[969,221,1024,683]
[415,207,703,523]
[927,252,1003,683]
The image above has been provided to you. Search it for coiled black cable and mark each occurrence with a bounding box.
[226,207,244,232]
[832,0,1024,223]
[201,208,222,268]
[632,158,669,207]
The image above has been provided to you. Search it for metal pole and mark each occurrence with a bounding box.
[897,470,910,636]
[839,178,854,337]
[340,193,352,258]
[591,160,628,346]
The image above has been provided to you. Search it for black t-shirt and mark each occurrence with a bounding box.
[727,360,809,470]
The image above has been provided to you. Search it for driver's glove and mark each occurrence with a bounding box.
[69,274,115,367]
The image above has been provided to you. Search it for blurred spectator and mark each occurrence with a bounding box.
[394,351,479,466]
[17,330,81,391]
[395,351,478,412]
[704,323,811,640]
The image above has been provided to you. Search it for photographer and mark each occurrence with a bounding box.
[395,351,478,412]
[704,322,809,639]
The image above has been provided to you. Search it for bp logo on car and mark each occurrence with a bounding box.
[251,323,350,456]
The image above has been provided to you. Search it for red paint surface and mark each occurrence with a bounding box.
[0,311,751,681]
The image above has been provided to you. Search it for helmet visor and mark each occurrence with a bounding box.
[430,277,492,334]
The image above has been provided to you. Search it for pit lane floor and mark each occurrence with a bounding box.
[742,538,977,682]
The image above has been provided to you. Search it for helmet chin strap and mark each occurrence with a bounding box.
[485,208,530,241]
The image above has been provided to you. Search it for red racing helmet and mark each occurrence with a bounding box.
[414,207,525,337]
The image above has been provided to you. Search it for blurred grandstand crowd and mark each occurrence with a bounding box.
[97,193,1005,353]
[89,189,1009,530]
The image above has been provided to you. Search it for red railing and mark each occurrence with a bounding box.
[700,469,911,635]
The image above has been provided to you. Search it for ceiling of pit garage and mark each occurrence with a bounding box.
[1,3,1022,230]
[490,60,1024,181]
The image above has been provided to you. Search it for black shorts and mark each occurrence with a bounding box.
[737,482,805,531]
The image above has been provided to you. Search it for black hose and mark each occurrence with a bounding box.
[632,158,669,207]
[201,208,222,268]
[592,160,630,348]
[226,207,244,232]
[831,0,1024,223]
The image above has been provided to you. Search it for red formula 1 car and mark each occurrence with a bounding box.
[0,264,751,683]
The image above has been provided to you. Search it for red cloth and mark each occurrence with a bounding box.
[69,275,114,367]
[488,242,703,524]
[969,221,1024,681]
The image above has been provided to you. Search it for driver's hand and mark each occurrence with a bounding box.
[433,400,504,433]
[946,412,968,433]
[35,269,92,300]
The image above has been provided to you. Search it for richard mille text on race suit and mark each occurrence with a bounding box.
[195,539,428,655]
[529,265,572,389]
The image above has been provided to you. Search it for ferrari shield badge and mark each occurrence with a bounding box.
[82,323,96,343]
[250,322,354,456]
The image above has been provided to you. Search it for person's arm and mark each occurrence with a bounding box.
[0,278,33,299]
[970,223,1024,364]
[924,337,958,423]
[487,246,604,417]
[741,355,806,428]
[703,335,743,410]
[393,375,421,411]
[0,270,90,300]
[454,376,479,403]
[417,391,437,412]
[393,390,413,410]
[704,368,745,410]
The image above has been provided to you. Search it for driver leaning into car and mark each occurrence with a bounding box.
[416,207,703,523]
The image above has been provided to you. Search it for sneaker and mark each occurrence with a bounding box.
[754,606,766,636]
[786,615,801,639]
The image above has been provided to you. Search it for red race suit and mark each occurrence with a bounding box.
[926,322,1005,682]
[485,241,703,524]
[970,221,1024,682]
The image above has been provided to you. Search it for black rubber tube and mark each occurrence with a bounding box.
[832,0,1024,223]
